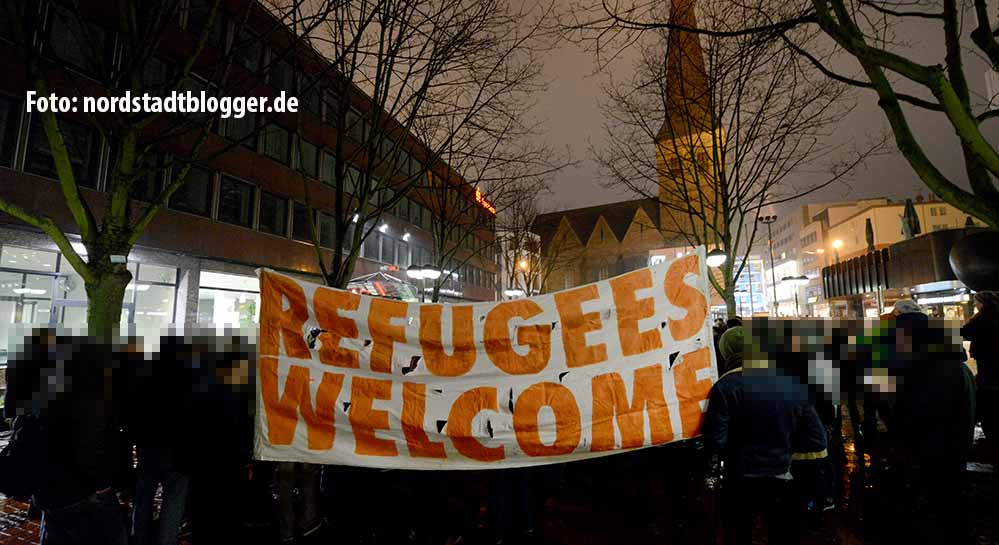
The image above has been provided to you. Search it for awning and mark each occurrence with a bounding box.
[346,272,419,301]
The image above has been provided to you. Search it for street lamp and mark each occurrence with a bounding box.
[408,264,440,302]
[757,215,779,316]
[781,275,809,317]
[503,288,526,298]
[831,239,843,264]
[706,248,728,268]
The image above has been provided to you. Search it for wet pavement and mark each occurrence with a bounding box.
[2,404,998,545]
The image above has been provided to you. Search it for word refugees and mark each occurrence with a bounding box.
[255,250,717,469]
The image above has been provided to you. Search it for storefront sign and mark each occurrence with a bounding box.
[253,248,717,469]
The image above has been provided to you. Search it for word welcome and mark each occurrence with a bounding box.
[254,251,717,469]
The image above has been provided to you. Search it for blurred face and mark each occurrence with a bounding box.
[894,326,910,355]
[216,359,250,386]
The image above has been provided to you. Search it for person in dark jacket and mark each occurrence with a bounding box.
[181,337,256,545]
[32,335,128,545]
[129,335,190,545]
[962,291,999,439]
[890,306,976,545]
[703,326,827,545]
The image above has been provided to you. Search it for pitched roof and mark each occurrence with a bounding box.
[532,198,662,250]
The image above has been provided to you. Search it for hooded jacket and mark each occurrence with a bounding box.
[702,366,827,478]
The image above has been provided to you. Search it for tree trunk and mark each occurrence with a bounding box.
[84,267,132,339]
[724,290,737,319]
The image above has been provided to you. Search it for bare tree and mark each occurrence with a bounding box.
[0,0,346,336]
[566,0,999,227]
[499,199,579,295]
[592,0,867,316]
[420,115,569,302]
[286,0,562,291]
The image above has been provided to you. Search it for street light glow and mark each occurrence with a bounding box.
[421,264,442,280]
[706,249,727,267]
[832,239,843,249]
[406,265,424,280]
[518,259,529,270]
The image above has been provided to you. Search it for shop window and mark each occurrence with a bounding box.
[322,89,339,125]
[131,153,167,202]
[140,56,172,92]
[346,167,360,195]
[218,176,255,228]
[320,150,336,186]
[258,191,287,236]
[380,236,395,264]
[300,80,321,116]
[25,115,100,188]
[0,95,21,168]
[46,4,111,77]
[269,58,295,95]
[0,0,26,44]
[226,110,256,148]
[198,271,260,329]
[232,28,261,72]
[0,247,59,271]
[345,108,365,142]
[395,240,409,267]
[185,0,227,50]
[262,124,290,164]
[363,231,380,260]
[397,198,410,223]
[292,202,314,242]
[297,138,319,178]
[319,212,336,248]
[169,166,213,217]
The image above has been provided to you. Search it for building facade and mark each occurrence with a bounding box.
[758,195,987,317]
[0,0,498,352]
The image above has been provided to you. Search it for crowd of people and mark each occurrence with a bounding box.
[0,291,996,545]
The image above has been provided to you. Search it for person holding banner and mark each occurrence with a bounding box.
[703,326,827,545]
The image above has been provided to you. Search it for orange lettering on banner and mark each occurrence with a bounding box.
[259,271,311,359]
[349,377,398,456]
[513,382,581,457]
[484,300,551,375]
[313,288,360,368]
[259,357,343,450]
[610,268,662,357]
[553,285,607,368]
[419,305,476,377]
[447,387,504,462]
[664,255,707,342]
[673,348,713,438]
[401,383,447,458]
[368,298,409,374]
[590,364,673,451]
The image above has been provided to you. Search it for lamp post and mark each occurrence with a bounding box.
[758,215,779,316]
[782,275,809,317]
[831,239,843,264]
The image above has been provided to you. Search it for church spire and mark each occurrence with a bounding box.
[658,0,711,142]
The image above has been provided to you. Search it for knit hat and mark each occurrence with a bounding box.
[718,326,745,369]
[892,299,925,317]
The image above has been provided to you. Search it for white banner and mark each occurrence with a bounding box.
[253,247,718,469]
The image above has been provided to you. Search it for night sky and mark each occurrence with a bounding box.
[536,7,998,215]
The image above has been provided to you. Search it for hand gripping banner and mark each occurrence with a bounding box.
[254,247,718,469]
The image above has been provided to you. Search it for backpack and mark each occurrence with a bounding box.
[0,413,47,500]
